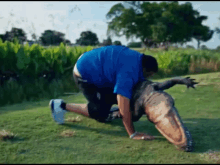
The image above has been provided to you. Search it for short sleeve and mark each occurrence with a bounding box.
[114,76,134,99]
[113,49,141,99]
[113,63,136,99]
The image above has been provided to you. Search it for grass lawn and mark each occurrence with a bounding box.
[1,72,220,163]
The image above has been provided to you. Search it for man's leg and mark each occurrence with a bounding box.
[63,103,90,117]
[58,80,116,123]
[50,71,99,123]
[63,102,121,121]
[61,86,100,119]
[65,72,99,118]
[59,90,143,122]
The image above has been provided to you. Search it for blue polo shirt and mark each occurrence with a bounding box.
[76,45,145,99]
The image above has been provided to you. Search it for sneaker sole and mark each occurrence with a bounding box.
[49,99,64,125]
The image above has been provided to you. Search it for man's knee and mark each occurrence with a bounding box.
[87,102,111,122]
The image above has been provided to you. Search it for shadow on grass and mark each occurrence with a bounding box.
[182,118,220,153]
[136,118,220,153]
[63,119,168,143]
[2,136,26,143]
[64,117,220,153]
[63,122,125,137]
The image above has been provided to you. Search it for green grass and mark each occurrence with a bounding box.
[1,72,220,163]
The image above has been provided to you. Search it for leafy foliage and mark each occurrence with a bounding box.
[200,45,208,50]
[113,40,122,46]
[76,31,99,46]
[151,48,220,76]
[100,36,112,46]
[1,40,220,106]
[193,24,214,49]
[0,41,94,85]
[0,27,27,44]
[215,16,220,38]
[186,45,195,49]
[106,1,213,49]
[216,45,220,51]
[39,30,66,46]
[127,42,142,48]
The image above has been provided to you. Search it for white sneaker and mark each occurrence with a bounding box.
[49,99,67,124]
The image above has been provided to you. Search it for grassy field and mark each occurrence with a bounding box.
[1,72,220,163]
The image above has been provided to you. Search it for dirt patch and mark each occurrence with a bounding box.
[60,130,76,137]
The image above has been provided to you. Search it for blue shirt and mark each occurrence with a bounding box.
[76,46,145,99]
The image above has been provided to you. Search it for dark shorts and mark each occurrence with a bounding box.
[73,73,117,122]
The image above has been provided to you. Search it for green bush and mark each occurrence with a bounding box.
[0,41,93,106]
[1,41,220,107]
[127,42,142,48]
[113,41,122,46]
[0,74,78,106]
[149,49,220,77]
[0,41,94,80]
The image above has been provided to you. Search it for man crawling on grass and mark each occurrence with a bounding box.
[49,45,198,152]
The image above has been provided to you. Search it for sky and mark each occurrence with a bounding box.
[0,1,220,49]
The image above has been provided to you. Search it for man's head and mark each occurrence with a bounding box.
[142,54,158,78]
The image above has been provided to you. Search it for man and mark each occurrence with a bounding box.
[50,45,158,140]
[49,45,198,151]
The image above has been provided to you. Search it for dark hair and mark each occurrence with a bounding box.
[142,54,158,73]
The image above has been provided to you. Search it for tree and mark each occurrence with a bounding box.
[215,16,220,39]
[186,45,195,49]
[113,40,122,45]
[64,39,71,45]
[127,42,142,48]
[192,15,214,49]
[216,28,220,38]
[106,2,168,47]
[32,33,37,41]
[193,27,214,49]
[11,28,27,44]
[76,31,99,46]
[216,45,220,51]
[201,45,208,50]
[102,36,112,46]
[143,38,157,49]
[0,27,27,44]
[0,34,4,42]
[39,30,65,46]
[106,1,211,49]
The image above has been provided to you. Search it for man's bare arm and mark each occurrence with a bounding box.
[116,94,155,140]
[117,94,135,136]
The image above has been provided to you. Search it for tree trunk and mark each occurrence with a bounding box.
[197,39,201,49]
